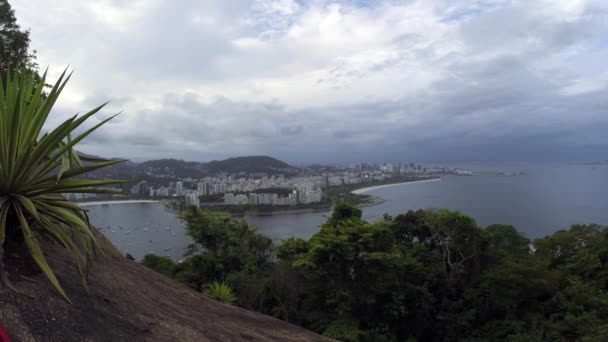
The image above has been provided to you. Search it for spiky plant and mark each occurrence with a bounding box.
[0,69,129,301]
[204,282,236,304]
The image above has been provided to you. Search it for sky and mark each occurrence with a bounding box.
[11,0,608,164]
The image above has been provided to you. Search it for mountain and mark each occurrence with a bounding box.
[206,156,292,175]
[84,155,298,183]
[0,231,333,341]
[140,159,209,179]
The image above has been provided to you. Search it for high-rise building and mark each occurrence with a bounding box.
[197,181,210,196]
[176,181,184,196]
[185,192,200,208]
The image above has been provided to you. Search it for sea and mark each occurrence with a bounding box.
[85,162,608,261]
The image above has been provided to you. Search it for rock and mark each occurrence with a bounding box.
[0,233,332,342]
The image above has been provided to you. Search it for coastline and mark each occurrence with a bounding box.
[75,178,438,211]
[77,200,160,207]
[233,206,333,216]
[233,195,385,216]
[351,178,442,195]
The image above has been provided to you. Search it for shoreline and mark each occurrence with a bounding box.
[75,178,438,211]
[232,206,333,216]
[77,200,160,206]
[352,178,442,194]
[233,196,386,216]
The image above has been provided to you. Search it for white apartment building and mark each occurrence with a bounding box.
[185,192,200,208]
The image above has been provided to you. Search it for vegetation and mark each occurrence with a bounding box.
[204,282,237,304]
[144,204,608,341]
[206,156,293,174]
[86,156,297,183]
[0,70,127,301]
[0,0,38,79]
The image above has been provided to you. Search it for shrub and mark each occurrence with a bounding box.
[204,282,237,304]
[0,69,128,301]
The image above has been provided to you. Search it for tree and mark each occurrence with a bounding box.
[171,207,274,307]
[0,0,38,79]
[0,70,129,301]
[142,254,177,277]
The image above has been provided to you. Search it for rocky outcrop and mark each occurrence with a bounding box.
[0,234,332,342]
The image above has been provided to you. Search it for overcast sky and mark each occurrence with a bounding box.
[12,0,608,163]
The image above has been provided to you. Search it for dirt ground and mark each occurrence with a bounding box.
[0,233,333,342]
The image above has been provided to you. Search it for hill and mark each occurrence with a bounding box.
[207,156,292,175]
[0,232,332,342]
[84,155,298,183]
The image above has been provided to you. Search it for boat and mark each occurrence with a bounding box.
[143,227,149,231]
[164,247,172,251]
[166,226,172,230]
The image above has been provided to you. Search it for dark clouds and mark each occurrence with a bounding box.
[13,0,608,163]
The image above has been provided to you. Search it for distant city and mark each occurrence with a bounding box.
[69,160,473,208]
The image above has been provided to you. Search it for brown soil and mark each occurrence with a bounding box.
[0,232,333,342]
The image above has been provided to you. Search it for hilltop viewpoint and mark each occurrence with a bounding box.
[0,231,332,342]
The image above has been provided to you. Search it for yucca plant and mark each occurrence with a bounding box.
[0,69,130,301]
[203,281,237,304]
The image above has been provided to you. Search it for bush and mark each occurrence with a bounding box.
[0,69,128,301]
[142,254,177,277]
[204,282,237,304]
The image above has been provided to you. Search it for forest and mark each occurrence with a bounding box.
[143,204,608,341]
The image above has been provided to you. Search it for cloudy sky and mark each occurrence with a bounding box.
[12,0,608,163]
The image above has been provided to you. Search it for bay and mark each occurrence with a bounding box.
[87,162,608,261]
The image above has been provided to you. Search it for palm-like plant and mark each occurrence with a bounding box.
[204,282,237,304]
[0,69,129,301]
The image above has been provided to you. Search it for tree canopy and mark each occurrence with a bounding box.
[144,205,608,341]
[0,0,37,78]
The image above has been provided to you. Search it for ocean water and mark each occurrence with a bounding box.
[87,162,608,260]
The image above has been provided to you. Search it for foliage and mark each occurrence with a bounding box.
[141,204,608,341]
[0,1,38,79]
[0,70,128,301]
[146,208,273,306]
[203,281,236,304]
[142,254,176,277]
[322,319,361,342]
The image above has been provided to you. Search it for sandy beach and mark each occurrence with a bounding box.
[352,178,441,194]
[77,200,160,206]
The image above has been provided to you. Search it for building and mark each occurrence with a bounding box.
[176,181,184,196]
[185,192,200,208]
[131,180,149,196]
[197,181,210,196]
[248,193,258,206]
[235,194,248,205]
[224,193,235,205]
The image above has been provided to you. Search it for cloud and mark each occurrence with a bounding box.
[11,0,608,163]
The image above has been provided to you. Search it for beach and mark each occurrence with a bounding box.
[352,178,442,194]
[77,200,160,206]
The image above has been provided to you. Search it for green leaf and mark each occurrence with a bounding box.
[15,205,71,302]
[0,200,10,246]
[14,194,40,221]
[0,69,128,301]
[57,154,70,182]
